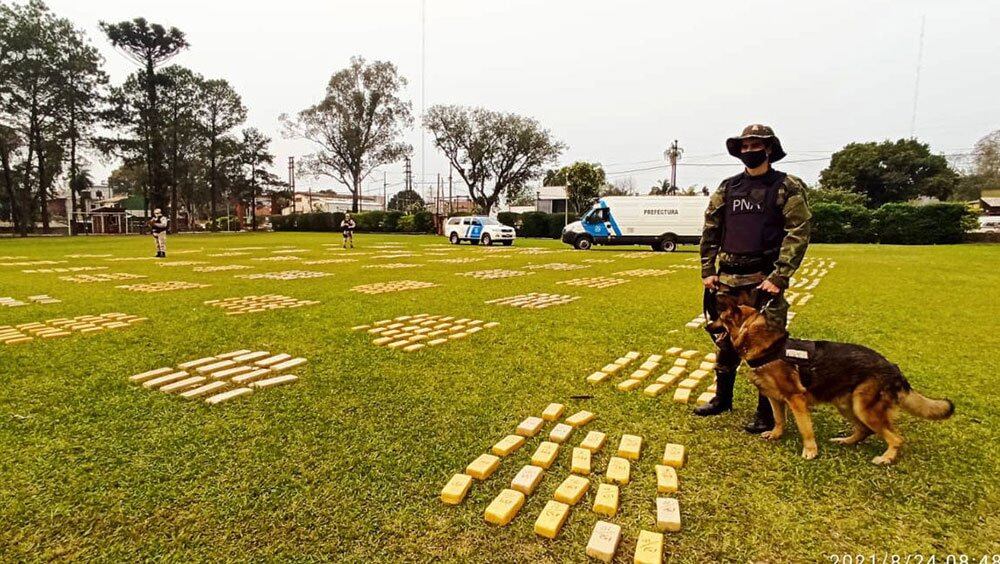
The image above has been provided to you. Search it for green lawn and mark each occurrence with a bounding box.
[1,233,997,562]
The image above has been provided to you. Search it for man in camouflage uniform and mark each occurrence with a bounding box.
[694,124,812,433]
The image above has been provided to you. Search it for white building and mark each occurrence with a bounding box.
[282,191,384,214]
[534,185,569,214]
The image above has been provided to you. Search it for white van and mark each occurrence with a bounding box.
[561,196,708,251]
[443,215,516,245]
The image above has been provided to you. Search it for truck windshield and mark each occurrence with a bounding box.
[586,208,609,223]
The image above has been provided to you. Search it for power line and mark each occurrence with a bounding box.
[604,157,834,177]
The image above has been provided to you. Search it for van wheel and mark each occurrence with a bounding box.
[574,236,593,250]
[482,234,492,246]
[449,233,459,244]
[655,237,677,252]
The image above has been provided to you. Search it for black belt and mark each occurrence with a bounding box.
[719,253,777,275]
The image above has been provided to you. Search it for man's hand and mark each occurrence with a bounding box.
[702,275,719,290]
[757,279,781,294]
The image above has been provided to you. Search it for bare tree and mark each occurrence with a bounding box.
[424,105,565,214]
[281,56,412,212]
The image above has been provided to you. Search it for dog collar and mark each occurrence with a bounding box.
[745,335,789,368]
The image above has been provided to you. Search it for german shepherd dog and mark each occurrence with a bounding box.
[714,298,954,464]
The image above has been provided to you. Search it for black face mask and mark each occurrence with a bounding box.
[739,149,768,169]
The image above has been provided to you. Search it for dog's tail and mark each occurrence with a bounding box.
[899,390,955,420]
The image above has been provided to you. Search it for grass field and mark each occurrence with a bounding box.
[1,232,998,562]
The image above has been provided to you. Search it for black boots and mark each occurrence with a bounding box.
[693,370,735,416]
[744,394,775,434]
[693,371,776,434]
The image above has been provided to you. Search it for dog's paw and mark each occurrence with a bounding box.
[761,430,782,441]
[801,446,818,460]
[871,455,895,465]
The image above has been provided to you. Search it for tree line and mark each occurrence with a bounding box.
[5,1,997,238]
[0,1,282,236]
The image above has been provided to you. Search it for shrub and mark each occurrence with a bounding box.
[269,210,438,233]
[382,211,405,232]
[354,211,385,232]
[412,210,435,233]
[872,203,971,245]
[398,214,416,232]
[269,214,291,231]
[810,203,874,243]
[519,212,550,237]
[211,215,241,231]
[497,212,520,229]
[546,213,568,238]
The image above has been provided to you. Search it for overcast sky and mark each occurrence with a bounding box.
[42,0,1000,201]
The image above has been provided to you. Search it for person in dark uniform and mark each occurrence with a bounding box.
[341,213,357,249]
[695,124,812,433]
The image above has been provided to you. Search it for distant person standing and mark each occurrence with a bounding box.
[341,213,357,249]
[149,208,169,258]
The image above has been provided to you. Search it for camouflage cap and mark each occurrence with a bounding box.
[726,124,786,162]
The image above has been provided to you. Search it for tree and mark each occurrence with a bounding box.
[601,177,637,196]
[805,187,868,207]
[107,161,147,197]
[160,65,203,231]
[505,191,536,207]
[60,22,107,231]
[387,188,425,212]
[424,105,565,214]
[0,126,26,234]
[819,139,959,208]
[197,78,246,227]
[281,56,412,213]
[544,162,605,212]
[964,130,1000,200]
[972,130,1000,181]
[100,17,188,213]
[648,178,677,195]
[1,1,106,235]
[236,127,276,230]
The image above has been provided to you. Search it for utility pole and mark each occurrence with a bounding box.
[436,173,441,216]
[383,172,387,211]
[664,140,683,192]
[421,0,427,203]
[448,169,453,216]
[910,15,925,138]
[288,156,296,213]
[564,184,569,226]
[404,157,412,193]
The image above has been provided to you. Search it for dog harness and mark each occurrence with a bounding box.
[745,335,817,386]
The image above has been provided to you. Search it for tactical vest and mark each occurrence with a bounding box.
[151,218,168,234]
[721,172,787,255]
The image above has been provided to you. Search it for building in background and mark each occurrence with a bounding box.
[534,185,568,214]
[282,191,384,214]
[427,194,476,215]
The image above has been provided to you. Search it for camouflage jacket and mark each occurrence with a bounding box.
[700,170,811,289]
